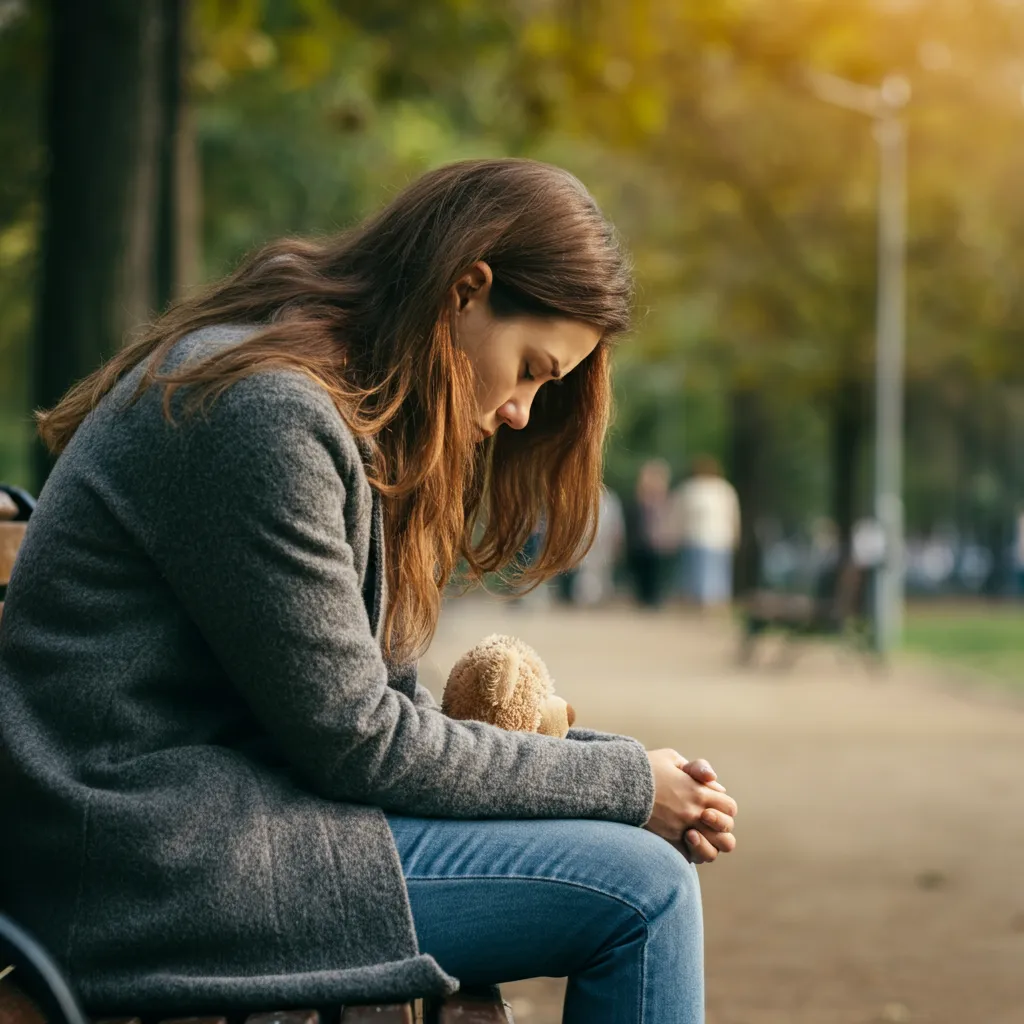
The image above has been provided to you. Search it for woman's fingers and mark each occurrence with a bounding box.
[647,749,739,850]
[683,758,717,781]
[695,824,736,853]
[684,829,719,863]
[702,788,738,819]
[678,759,733,804]
[699,808,734,833]
[666,826,737,862]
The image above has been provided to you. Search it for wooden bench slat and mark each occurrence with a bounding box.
[0,980,47,1024]
[0,522,27,587]
[425,988,512,1024]
[340,1006,414,1023]
[245,1012,319,1024]
[0,492,17,521]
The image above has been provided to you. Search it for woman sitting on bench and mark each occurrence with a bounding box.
[0,159,737,1024]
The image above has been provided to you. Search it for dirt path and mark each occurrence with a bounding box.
[420,597,1024,1024]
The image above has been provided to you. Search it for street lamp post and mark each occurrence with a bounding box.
[805,70,910,657]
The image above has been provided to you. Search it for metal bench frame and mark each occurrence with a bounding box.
[0,913,513,1021]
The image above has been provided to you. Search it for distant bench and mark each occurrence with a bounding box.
[738,559,878,669]
[0,489,513,1024]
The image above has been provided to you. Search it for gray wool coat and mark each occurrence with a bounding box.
[0,325,656,1015]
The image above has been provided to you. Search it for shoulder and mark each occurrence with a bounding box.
[67,326,374,510]
[162,326,369,481]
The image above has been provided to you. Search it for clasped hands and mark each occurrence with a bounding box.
[643,749,738,864]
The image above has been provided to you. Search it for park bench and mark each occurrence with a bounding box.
[0,484,34,619]
[0,487,514,1024]
[738,558,878,669]
[0,912,513,1023]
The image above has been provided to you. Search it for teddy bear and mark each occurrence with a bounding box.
[442,634,577,738]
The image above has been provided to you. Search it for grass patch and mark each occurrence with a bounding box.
[903,604,1024,686]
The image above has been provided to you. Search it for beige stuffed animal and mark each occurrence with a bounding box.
[442,634,577,738]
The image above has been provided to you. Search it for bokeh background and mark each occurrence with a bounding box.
[1,2,1023,1022]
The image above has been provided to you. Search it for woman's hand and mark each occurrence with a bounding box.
[643,749,738,864]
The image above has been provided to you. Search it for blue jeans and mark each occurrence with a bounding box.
[678,546,733,605]
[386,815,704,1023]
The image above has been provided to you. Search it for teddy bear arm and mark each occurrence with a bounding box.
[537,696,573,738]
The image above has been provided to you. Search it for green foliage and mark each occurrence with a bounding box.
[0,0,45,489]
[1,0,1022,533]
[521,0,1024,529]
[190,0,529,271]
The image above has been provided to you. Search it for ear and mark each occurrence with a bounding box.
[482,643,521,709]
[451,260,494,313]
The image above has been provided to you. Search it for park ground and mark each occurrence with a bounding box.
[419,597,1024,1024]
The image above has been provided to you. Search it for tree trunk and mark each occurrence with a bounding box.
[156,0,198,308]
[32,0,189,488]
[728,386,767,595]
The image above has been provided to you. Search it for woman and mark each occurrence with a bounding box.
[0,159,737,1023]
[670,455,741,609]
[625,458,674,608]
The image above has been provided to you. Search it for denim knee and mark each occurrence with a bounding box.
[593,823,702,926]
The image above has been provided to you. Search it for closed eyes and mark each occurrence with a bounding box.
[522,359,563,384]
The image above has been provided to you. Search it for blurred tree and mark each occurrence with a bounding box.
[33,0,192,486]
[2,0,1022,575]
[521,0,1024,570]
[0,0,45,487]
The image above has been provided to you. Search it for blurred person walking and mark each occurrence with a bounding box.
[625,458,673,608]
[564,483,625,606]
[670,455,741,609]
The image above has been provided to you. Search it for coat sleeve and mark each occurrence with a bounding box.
[135,372,655,826]
[566,727,637,743]
[410,683,439,710]
[386,660,439,711]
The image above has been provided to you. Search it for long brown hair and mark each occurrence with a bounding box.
[37,158,633,661]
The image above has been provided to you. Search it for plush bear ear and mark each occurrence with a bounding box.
[483,644,521,709]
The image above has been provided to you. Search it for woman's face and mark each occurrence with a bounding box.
[452,263,601,441]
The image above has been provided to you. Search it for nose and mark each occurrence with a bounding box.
[497,395,532,431]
